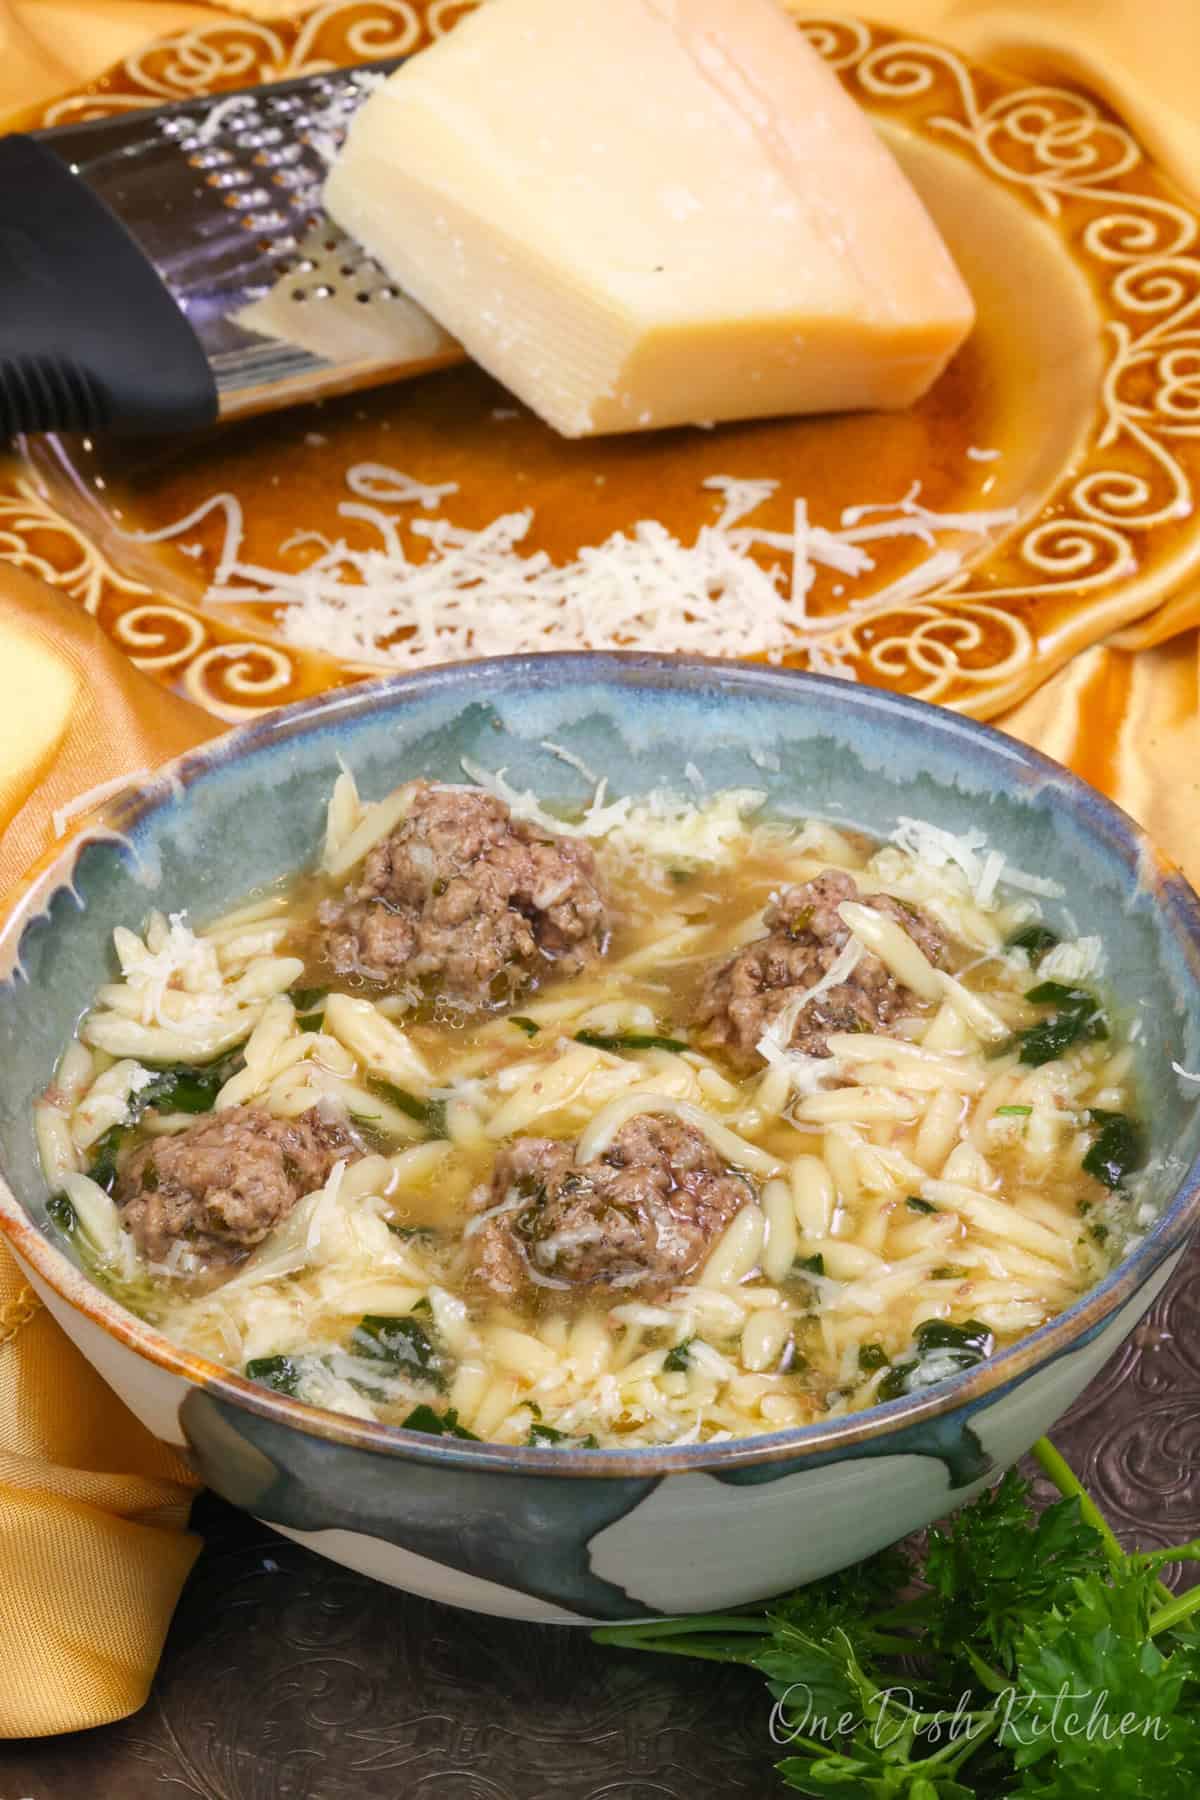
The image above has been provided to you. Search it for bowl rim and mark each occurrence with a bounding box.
[2,650,1198,1480]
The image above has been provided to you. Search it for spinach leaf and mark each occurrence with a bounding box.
[136,1044,247,1116]
[1025,980,1099,1006]
[914,1318,994,1361]
[528,1422,569,1445]
[526,1422,599,1448]
[387,1222,439,1244]
[245,1354,304,1397]
[46,1191,77,1234]
[401,1404,480,1440]
[1018,982,1108,1065]
[288,986,328,1013]
[350,1313,448,1390]
[858,1343,889,1373]
[77,1048,246,1199]
[366,1077,448,1141]
[875,1362,911,1403]
[1083,1109,1145,1191]
[87,1124,129,1194]
[1006,923,1060,961]
[138,1066,223,1114]
[574,1030,690,1054]
[876,1319,994,1403]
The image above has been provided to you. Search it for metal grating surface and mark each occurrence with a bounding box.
[35,63,463,416]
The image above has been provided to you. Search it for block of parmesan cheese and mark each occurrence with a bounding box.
[323,0,975,438]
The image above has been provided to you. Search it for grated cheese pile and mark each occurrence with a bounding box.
[139,465,1018,671]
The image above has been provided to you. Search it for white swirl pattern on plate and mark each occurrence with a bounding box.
[797,25,1200,694]
[0,477,151,613]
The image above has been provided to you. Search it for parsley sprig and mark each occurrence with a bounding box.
[594,1437,1200,1795]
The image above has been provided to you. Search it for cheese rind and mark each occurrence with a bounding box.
[324,0,975,437]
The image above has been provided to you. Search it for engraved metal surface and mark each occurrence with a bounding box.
[36,61,463,420]
[6,1238,1197,1797]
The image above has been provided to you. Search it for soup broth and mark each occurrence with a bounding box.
[35,773,1148,1448]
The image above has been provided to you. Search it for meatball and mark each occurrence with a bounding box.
[692,870,947,1068]
[116,1104,360,1270]
[469,1114,752,1301]
[319,782,608,1010]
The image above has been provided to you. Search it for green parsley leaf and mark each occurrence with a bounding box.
[509,1016,540,1037]
[923,1468,1111,1676]
[664,1338,693,1372]
[592,1441,1200,1800]
[1001,1563,1200,1791]
[906,1195,938,1214]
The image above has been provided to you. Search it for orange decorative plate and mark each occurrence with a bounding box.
[4,4,1200,720]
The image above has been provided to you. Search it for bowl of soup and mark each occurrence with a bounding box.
[1,654,1198,1624]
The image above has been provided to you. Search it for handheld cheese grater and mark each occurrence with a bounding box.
[0,62,467,440]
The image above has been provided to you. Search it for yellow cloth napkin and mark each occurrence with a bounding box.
[0,0,1199,1742]
[0,578,216,1736]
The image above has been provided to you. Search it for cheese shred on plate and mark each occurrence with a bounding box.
[139,465,1017,671]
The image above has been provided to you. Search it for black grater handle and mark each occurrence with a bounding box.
[0,134,218,439]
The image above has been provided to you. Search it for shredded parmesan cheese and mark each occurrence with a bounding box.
[1038,936,1104,983]
[138,462,1017,671]
[459,758,632,839]
[701,474,779,530]
[891,818,1065,902]
[192,94,255,145]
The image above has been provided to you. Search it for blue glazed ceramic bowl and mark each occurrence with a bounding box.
[2,655,1199,1623]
